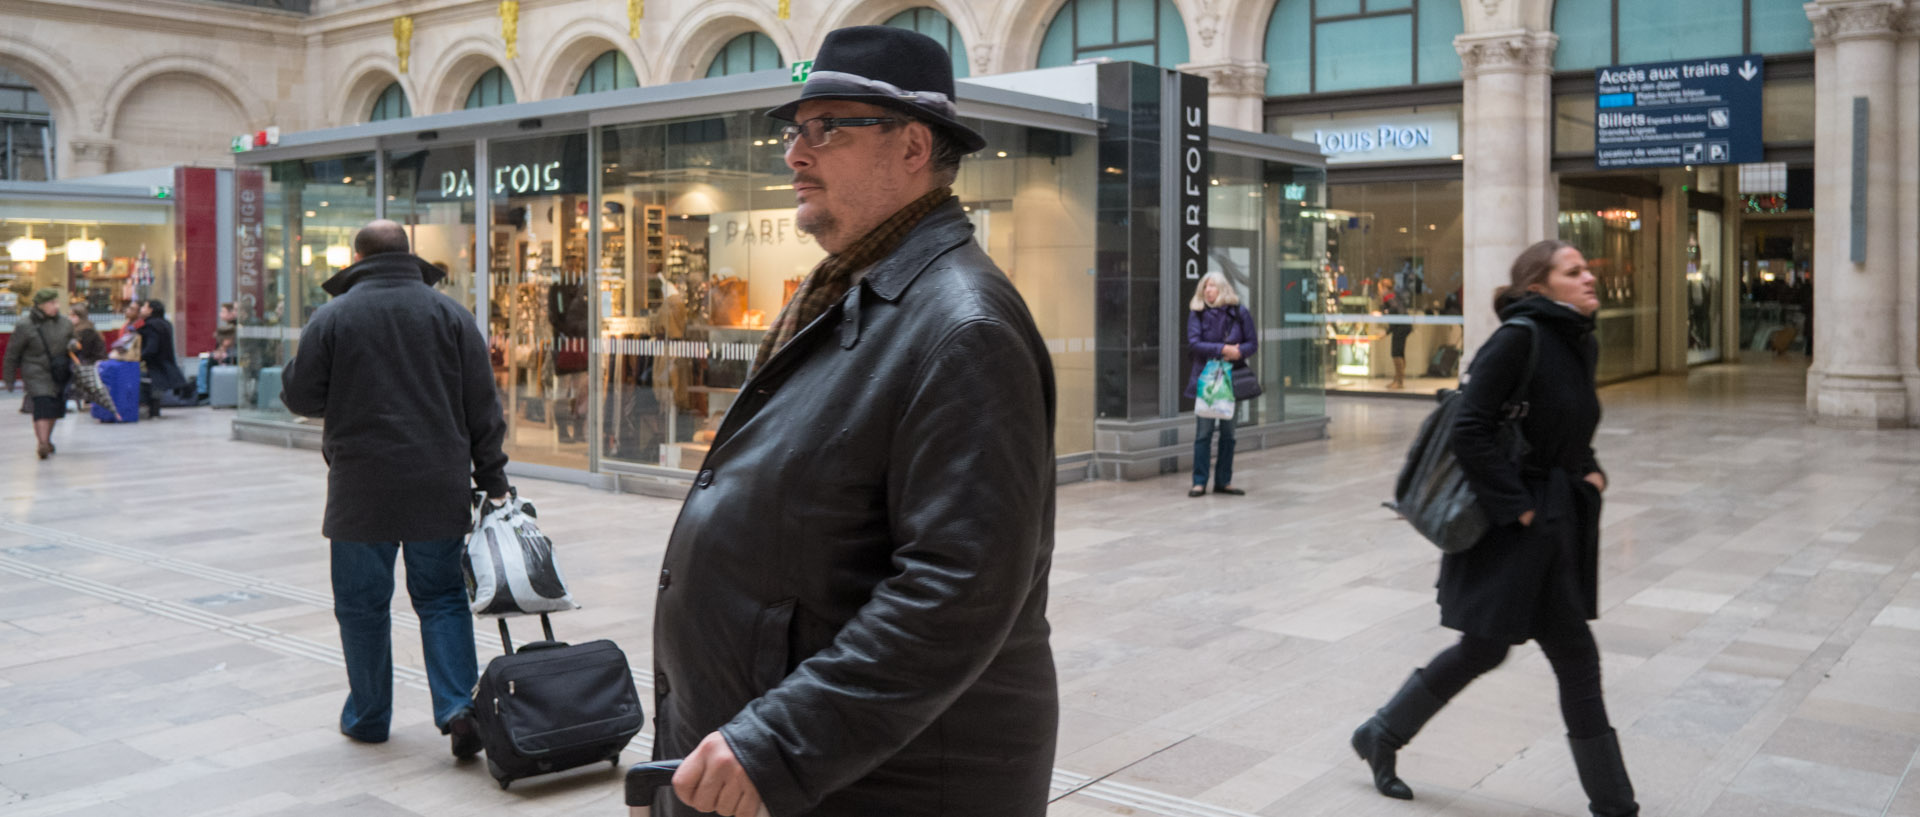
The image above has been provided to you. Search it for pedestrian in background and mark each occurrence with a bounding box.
[4,289,75,459]
[1351,239,1637,816]
[649,26,1059,817]
[137,299,188,417]
[280,219,508,758]
[1185,270,1259,497]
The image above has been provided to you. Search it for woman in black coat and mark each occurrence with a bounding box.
[1351,240,1638,816]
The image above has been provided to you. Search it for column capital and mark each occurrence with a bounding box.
[1808,0,1905,45]
[1178,60,1269,97]
[1453,30,1557,79]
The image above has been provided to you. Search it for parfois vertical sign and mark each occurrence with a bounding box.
[1177,71,1208,285]
[234,168,266,322]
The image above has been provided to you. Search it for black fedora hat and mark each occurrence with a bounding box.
[767,26,986,154]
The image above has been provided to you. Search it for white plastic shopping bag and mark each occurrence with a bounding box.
[1194,359,1236,419]
[463,490,580,616]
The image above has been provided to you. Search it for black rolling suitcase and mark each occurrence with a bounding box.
[473,614,645,789]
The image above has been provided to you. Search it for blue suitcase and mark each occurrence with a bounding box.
[92,359,141,423]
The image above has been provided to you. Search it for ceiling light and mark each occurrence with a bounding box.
[5,236,46,262]
[996,151,1007,158]
[67,238,104,263]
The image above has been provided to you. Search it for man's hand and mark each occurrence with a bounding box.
[674,731,764,817]
[1518,509,1536,527]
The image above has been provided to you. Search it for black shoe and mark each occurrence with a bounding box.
[1189,485,1207,497]
[1569,730,1638,816]
[447,710,483,759]
[1212,486,1245,496]
[1352,670,1448,800]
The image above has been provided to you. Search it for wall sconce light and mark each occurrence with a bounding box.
[301,245,313,266]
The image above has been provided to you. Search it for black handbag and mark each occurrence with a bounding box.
[35,322,73,384]
[1389,317,1538,553]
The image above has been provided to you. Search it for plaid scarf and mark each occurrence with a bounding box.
[753,186,953,369]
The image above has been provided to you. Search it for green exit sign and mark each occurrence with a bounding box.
[151,186,173,199]
[790,60,814,82]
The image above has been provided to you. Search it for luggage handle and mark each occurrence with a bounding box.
[496,613,557,655]
[624,760,770,817]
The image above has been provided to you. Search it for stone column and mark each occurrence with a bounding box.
[1180,61,1268,131]
[1807,0,1910,428]
[1899,3,1920,425]
[67,139,113,178]
[1454,30,1558,356]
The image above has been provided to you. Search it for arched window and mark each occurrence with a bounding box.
[368,81,410,121]
[576,50,640,95]
[0,65,52,180]
[1264,0,1462,96]
[1036,0,1188,70]
[1554,0,1813,71]
[885,8,969,78]
[464,66,516,109]
[705,32,782,78]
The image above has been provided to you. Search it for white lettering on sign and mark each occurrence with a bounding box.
[1182,102,1205,280]
[489,162,562,196]
[439,169,475,199]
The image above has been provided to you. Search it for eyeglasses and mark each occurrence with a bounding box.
[779,116,901,150]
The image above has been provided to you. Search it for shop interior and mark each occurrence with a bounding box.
[1314,179,1466,395]
[2,213,174,336]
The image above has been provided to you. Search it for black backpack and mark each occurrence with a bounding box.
[1389,317,1539,553]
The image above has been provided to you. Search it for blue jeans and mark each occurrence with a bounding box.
[1193,415,1237,488]
[331,538,476,741]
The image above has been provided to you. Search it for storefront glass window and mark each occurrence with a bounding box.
[885,8,969,78]
[1264,0,1462,95]
[1559,185,1658,381]
[1312,179,1465,394]
[240,153,377,420]
[576,51,640,95]
[706,33,782,78]
[387,145,478,312]
[1207,152,1330,424]
[2,204,173,337]
[1037,0,1189,70]
[1687,206,1724,364]
[486,132,593,471]
[369,82,410,121]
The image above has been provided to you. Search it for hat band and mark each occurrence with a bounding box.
[804,70,959,120]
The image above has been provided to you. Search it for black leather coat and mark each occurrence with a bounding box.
[1437,295,1605,642]
[651,199,1059,816]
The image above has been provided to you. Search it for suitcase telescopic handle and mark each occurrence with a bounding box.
[624,759,770,817]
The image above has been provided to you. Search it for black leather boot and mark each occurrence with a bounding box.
[1351,670,1448,800]
[1569,730,1638,816]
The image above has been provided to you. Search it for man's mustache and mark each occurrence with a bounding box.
[792,174,823,189]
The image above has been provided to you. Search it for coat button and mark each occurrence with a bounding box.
[655,672,670,695]
[695,469,714,488]
[658,568,671,590]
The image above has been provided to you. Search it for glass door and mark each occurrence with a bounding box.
[487,133,592,471]
[1686,207,1724,364]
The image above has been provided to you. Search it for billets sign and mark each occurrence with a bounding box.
[1595,54,1763,169]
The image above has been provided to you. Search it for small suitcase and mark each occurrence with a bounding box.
[473,614,645,789]
[209,365,239,408]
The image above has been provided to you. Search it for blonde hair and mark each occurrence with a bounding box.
[1190,271,1241,311]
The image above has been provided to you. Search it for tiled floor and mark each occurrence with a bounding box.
[2,355,1916,816]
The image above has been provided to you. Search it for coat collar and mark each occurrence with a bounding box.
[321,252,445,296]
[833,197,974,351]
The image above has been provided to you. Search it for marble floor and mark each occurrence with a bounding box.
[1,355,1916,817]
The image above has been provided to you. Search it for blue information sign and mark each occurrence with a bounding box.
[1594,54,1764,169]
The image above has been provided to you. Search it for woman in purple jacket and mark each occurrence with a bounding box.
[1185,271,1259,497]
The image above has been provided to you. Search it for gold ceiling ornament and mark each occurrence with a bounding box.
[393,15,414,73]
[629,0,643,38]
[500,0,520,60]
[778,0,789,20]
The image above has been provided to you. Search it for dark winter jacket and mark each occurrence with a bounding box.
[137,307,188,393]
[4,309,74,398]
[1184,304,1261,400]
[651,198,1059,817]
[281,252,509,542]
[1436,295,1605,642]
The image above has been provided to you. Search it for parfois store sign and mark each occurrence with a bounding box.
[1177,71,1208,282]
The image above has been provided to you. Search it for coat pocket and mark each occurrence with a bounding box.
[751,598,796,691]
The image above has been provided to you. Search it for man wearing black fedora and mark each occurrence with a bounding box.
[649,25,1059,817]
